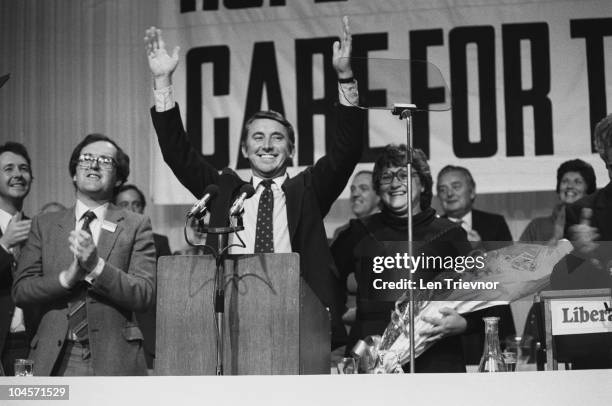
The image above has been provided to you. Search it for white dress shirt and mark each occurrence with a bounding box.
[58,200,107,288]
[448,210,473,234]
[228,174,291,254]
[74,200,108,246]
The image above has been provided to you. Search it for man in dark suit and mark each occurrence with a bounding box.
[13,134,156,376]
[561,114,612,274]
[436,165,515,364]
[436,165,512,243]
[114,183,171,370]
[550,114,612,369]
[144,18,364,346]
[0,142,34,376]
[115,184,171,257]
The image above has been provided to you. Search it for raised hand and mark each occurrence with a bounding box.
[144,26,180,89]
[420,307,467,344]
[69,230,99,273]
[59,259,86,288]
[568,207,600,255]
[549,203,566,245]
[0,213,31,251]
[332,16,353,79]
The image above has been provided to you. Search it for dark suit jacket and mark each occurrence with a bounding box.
[151,103,365,340]
[555,181,612,289]
[12,204,156,376]
[137,232,171,369]
[0,235,16,360]
[471,208,513,243]
[153,233,171,258]
[564,181,612,241]
[0,216,38,367]
[332,209,474,372]
[550,182,612,369]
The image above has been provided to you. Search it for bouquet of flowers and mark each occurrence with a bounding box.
[358,240,573,373]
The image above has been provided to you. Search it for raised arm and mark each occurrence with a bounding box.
[310,17,365,216]
[146,27,220,198]
[333,16,358,107]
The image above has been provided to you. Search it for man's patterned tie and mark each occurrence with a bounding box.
[67,210,96,344]
[254,180,274,253]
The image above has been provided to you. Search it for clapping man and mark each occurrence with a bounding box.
[13,134,156,376]
[0,142,34,376]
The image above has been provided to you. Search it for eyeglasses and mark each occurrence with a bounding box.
[380,169,410,185]
[77,153,116,170]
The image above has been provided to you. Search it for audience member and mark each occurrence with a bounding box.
[115,184,171,257]
[332,170,379,241]
[437,165,512,242]
[331,170,379,350]
[13,134,156,376]
[548,114,612,369]
[145,18,364,351]
[519,160,596,364]
[436,165,515,364]
[349,170,379,218]
[0,142,35,376]
[553,115,612,290]
[520,159,596,243]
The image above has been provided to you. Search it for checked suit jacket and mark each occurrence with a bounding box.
[12,204,156,376]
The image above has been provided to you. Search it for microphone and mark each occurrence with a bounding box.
[187,184,219,218]
[229,184,256,217]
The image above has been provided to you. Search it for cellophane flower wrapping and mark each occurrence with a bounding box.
[373,240,573,373]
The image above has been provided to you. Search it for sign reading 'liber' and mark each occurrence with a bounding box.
[550,299,612,336]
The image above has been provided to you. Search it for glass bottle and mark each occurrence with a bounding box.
[478,317,506,372]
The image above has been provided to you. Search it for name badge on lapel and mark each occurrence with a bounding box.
[102,220,117,233]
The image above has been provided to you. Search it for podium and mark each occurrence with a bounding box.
[155,254,331,375]
[540,288,612,370]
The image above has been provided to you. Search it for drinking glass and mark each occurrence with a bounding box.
[14,359,34,376]
[502,351,517,372]
[337,357,358,374]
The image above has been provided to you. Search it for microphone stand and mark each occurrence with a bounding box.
[392,103,417,373]
[184,215,245,375]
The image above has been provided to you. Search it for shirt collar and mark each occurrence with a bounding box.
[0,208,14,233]
[75,199,109,223]
[252,173,288,190]
[448,210,472,230]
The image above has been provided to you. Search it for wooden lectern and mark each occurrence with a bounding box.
[155,254,330,375]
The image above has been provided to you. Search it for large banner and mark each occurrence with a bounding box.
[152,0,612,204]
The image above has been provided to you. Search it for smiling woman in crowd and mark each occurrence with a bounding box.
[519,159,596,244]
